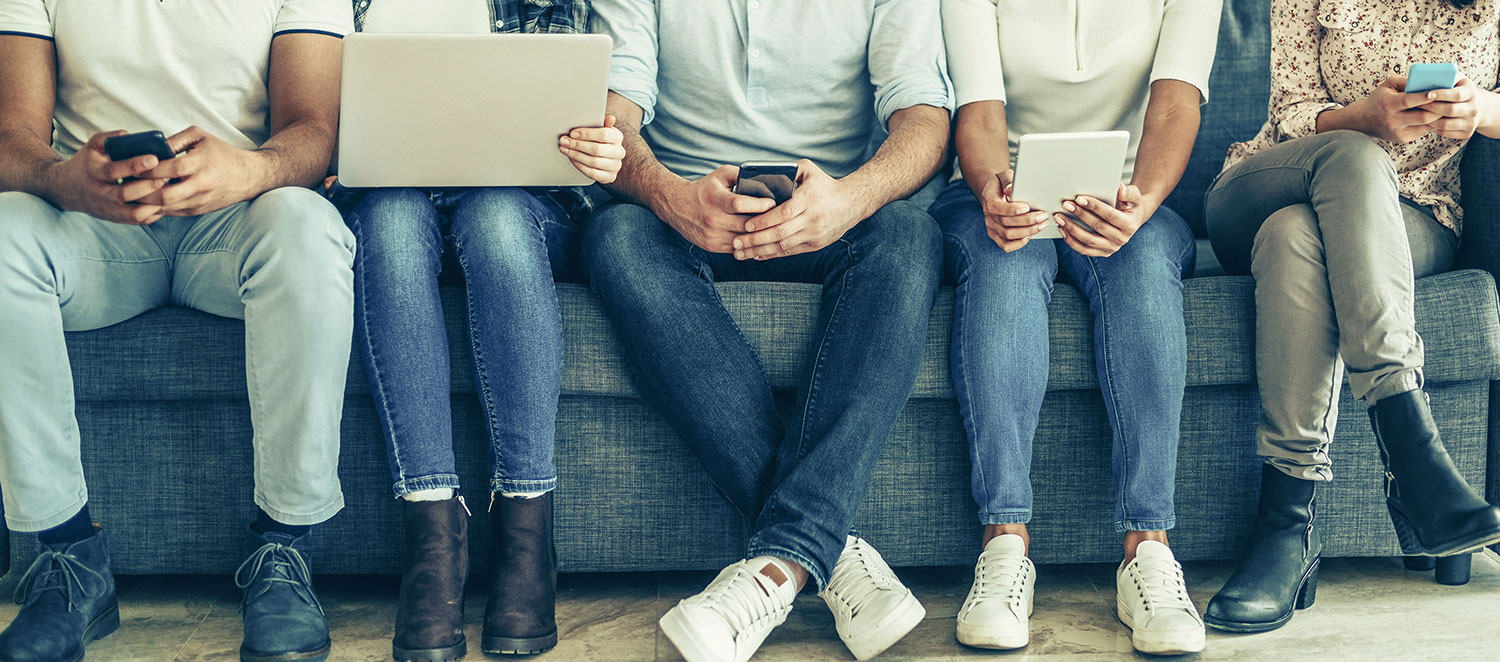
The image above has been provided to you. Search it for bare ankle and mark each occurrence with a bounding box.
[982,524,1030,554]
[1123,530,1169,562]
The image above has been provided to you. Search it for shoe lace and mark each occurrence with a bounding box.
[234,542,323,615]
[690,564,788,634]
[824,538,897,617]
[14,550,105,611]
[1130,558,1193,614]
[970,553,1030,610]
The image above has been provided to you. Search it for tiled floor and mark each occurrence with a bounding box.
[2,551,1498,661]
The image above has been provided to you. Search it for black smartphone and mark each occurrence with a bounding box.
[733,161,799,204]
[104,131,176,163]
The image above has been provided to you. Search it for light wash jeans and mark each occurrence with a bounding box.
[0,188,355,532]
[344,187,578,499]
[1206,130,1459,481]
[930,181,1196,532]
[583,201,942,592]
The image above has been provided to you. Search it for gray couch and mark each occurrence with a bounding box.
[7,0,1500,576]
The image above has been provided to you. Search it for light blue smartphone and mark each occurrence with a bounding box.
[1405,63,1461,94]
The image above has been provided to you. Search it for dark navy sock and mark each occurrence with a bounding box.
[37,504,94,546]
[251,508,311,540]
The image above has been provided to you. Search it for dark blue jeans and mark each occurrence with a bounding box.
[346,187,578,498]
[583,200,942,591]
[930,181,1195,532]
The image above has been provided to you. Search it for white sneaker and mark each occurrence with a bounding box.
[1116,540,1205,655]
[660,559,798,662]
[956,534,1035,650]
[820,536,926,661]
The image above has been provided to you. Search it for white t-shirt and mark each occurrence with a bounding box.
[0,0,353,157]
[942,0,1221,181]
[362,0,492,34]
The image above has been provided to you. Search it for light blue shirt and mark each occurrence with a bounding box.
[592,0,953,180]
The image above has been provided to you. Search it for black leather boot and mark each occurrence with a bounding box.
[236,530,330,662]
[394,497,470,662]
[1369,390,1500,556]
[0,531,119,662]
[1204,464,1321,633]
[482,493,557,656]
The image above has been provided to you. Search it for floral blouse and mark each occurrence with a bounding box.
[1224,0,1500,235]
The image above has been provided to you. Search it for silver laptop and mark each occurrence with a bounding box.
[336,33,612,188]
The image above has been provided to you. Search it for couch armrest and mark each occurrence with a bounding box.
[1458,137,1500,278]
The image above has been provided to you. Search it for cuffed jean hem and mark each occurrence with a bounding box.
[392,474,462,500]
[4,494,89,533]
[1361,370,1424,405]
[1116,517,1176,533]
[491,477,557,495]
[744,544,829,594]
[979,512,1032,526]
[253,493,344,527]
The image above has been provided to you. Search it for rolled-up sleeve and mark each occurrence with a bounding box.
[1268,0,1339,140]
[0,0,51,39]
[869,0,954,127]
[941,0,1004,108]
[592,0,660,125]
[1150,0,1222,104]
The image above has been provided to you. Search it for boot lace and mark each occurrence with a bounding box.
[823,538,898,618]
[686,563,789,635]
[14,550,105,611]
[235,542,323,615]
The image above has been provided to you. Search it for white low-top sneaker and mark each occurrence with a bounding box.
[820,535,926,661]
[956,534,1035,650]
[660,559,798,662]
[1116,540,1205,655]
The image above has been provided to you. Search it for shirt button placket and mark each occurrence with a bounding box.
[746,0,767,108]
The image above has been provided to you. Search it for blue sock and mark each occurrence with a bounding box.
[251,508,311,540]
[37,504,94,546]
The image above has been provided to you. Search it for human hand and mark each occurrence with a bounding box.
[1420,77,1484,140]
[1055,184,1155,258]
[42,130,168,225]
[657,164,775,253]
[981,169,1051,253]
[1346,76,1443,143]
[732,160,868,260]
[137,126,262,216]
[560,115,626,184]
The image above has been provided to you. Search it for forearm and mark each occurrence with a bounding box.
[839,104,950,219]
[248,119,337,192]
[1314,104,1364,135]
[0,127,63,200]
[1130,82,1201,206]
[953,101,1010,201]
[600,92,688,214]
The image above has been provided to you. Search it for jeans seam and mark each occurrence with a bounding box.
[1084,254,1132,525]
[950,235,992,516]
[453,235,508,482]
[351,208,409,486]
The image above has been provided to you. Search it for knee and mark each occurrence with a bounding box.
[243,187,356,273]
[451,188,545,253]
[1316,130,1396,179]
[582,203,671,283]
[1250,205,1322,272]
[0,192,50,257]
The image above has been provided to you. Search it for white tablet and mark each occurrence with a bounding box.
[1010,131,1131,240]
[337,33,612,188]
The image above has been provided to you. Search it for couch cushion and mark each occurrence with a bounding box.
[1166,0,1273,237]
[65,271,1500,401]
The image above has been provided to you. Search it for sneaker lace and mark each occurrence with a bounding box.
[234,542,323,615]
[1130,558,1193,613]
[825,539,897,616]
[690,564,787,634]
[970,553,1030,610]
[14,550,105,611]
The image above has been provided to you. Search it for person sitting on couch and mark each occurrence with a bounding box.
[585,1,952,660]
[0,2,356,661]
[932,0,1220,655]
[338,1,623,659]
[1203,0,1500,634]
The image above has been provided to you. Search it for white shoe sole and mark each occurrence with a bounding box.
[661,605,741,662]
[956,619,1028,650]
[839,591,926,661]
[1116,602,1205,656]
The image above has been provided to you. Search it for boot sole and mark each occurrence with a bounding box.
[1389,506,1500,557]
[240,645,331,662]
[1204,558,1319,634]
[393,636,467,662]
[480,631,557,657]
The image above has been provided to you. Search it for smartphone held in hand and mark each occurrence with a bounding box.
[734,161,799,204]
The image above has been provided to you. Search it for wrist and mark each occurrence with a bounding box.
[32,159,67,205]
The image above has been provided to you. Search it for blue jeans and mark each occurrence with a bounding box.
[930,181,1195,532]
[583,201,942,591]
[346,187,578,498]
